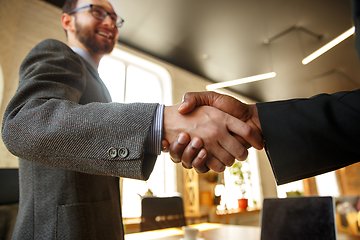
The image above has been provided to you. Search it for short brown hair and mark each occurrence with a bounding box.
[62,0,78,14]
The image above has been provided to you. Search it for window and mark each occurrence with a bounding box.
[218,148,261,210]
[98,47,174,218]
[276,170,340,198]
[316,171,340,197]
[277,180,304,198]
[211,92,262,211]
[98,55,126,102]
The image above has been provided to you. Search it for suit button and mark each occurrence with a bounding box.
[118,147,129,158]
[108,147,118,158]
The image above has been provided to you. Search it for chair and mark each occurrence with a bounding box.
[260,196,337,240]
[335,195,360,235]
[0,169,19,205]
[0,169,19,240]
[140,196,186,232]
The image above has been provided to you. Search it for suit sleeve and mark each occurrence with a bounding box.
[1,39,158,180]
[256,90,360,185]
[256,1,360,185]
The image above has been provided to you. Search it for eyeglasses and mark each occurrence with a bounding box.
[69,4,124,28]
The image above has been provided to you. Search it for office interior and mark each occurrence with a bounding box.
[1,0,360,238]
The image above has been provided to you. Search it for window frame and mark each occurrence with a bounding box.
[99,46,174,219]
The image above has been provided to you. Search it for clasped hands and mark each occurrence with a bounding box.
[162,91,264,173]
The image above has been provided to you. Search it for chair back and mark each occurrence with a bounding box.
[260,196,337,240]
[140,196,186,231]
[0,169,19,205]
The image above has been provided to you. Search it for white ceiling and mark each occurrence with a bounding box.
[47,0,360,102]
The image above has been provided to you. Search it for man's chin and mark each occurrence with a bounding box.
[100,40,116,53]
[94,42,115,55]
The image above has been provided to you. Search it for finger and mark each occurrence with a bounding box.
[204,142,237,167]
[168,132,190,163]
[161,139,170,152]
[192,149,210,173]
[205,155,227,173]
[217,132,249,162]
[177,92,200,114]
[227,117,264,150]
[232,134,251,149]
[200,124,243,166]
[178,91,219,115]
[181,137,203,169]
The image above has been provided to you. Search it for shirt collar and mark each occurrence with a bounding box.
[71,47,98,71]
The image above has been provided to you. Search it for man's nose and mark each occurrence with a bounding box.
[103,13,115,28]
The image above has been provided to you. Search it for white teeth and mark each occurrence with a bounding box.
[99,32,111,39]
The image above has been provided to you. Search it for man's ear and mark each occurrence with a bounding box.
[61,13,74,33]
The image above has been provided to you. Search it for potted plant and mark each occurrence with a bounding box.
[229,160,251,210]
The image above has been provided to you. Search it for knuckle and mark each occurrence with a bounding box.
[192,159,204,170]
[222,155,235,167]
[190,137,203,149]
[216,149,235,166]
[181,161,192,169]
[193,165,209,174]
[237,149,249,161]
[170,156,180,163]
[212,165,225,173]
[207,159,226,173]
[242,124,253,137]
[207,126,222,139]
[226,158,235,167]
[170,153,181,161]
[192,160,201,169]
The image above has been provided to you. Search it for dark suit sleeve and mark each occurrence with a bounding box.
[257,0,360,185]
[256,89,360,185]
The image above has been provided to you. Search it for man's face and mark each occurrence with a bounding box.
[73,0,119,55]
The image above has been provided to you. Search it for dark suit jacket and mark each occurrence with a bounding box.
[256,0,360,184]
[256,0,360,185]
[257,90,360,185]
[2,39,158,239]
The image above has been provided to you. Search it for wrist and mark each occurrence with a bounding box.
[163,104,182,145]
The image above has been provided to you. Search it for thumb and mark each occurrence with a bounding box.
[178,92,198,114]
[178,91,220,114]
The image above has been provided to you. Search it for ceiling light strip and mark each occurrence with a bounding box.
[302,27,355,65]
[206,72,276,90]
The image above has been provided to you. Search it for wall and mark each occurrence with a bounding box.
[256,149,278,199]
[0,0,278,198]
[0,0,67,168]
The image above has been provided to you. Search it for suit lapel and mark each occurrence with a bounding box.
[83,60,112,103]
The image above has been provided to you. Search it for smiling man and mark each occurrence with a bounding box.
[64,0,120,65]
[1,0,263,239]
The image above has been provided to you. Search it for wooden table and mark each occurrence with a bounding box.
[185,212,210,224]
[125,223,260,240]
[215,208,261,224]
[125,222,360,240]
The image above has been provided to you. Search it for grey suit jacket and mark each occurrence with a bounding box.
[2,39,158,239]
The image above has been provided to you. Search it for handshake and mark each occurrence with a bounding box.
[162,91,264,174]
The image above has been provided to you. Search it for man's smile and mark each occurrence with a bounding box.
[97,29,113,39]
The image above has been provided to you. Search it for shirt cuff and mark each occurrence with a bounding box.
[145,104,164,155]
